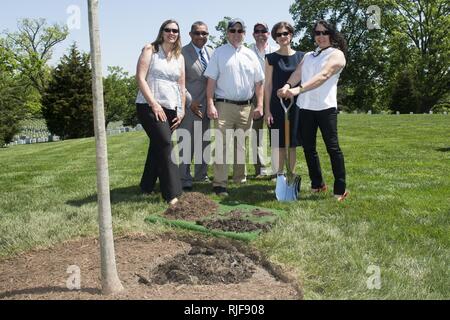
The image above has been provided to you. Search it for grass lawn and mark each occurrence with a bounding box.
[0,114,449,299]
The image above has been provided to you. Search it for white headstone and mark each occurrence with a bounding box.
[396,111,400,115]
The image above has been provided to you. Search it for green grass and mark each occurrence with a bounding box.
[0,114,449,299]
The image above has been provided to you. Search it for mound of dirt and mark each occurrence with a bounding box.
[149,243,256,285]
[163,192,218,221]
[197,217,272,233]
[225,209,275,219]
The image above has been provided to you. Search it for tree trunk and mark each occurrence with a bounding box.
[87,0,124,295]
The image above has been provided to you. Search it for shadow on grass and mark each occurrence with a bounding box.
[436,147,450,152]
[66,185,162,207]
[67,180,320,208]
[0,286,100,299]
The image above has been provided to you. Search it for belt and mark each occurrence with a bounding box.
[215,98,252,106]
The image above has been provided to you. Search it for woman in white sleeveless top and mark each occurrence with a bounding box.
[278,20,348,201]
[135,19,186,206]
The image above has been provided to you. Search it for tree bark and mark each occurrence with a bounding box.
[87,0,124,295]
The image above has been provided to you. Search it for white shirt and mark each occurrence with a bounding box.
[297,47,344,111]
[204,43,265,101]
[249,43,278,70]
[136,50,183,115]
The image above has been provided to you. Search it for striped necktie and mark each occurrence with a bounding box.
[199,49,208,71]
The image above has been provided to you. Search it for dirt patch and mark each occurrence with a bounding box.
[163,192,218,221]
[148,243,255,285]
[225,208,275,219]
[197,217,272,233]
[0,233,301,300]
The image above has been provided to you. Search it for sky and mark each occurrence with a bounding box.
[1,0,299,75]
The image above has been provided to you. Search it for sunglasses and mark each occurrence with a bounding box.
[254,29,268,34]
[314,30,330,36]
[163,28,179,34]
[276,31,290,37]
[193,31,209,36]
[228,29,245,34]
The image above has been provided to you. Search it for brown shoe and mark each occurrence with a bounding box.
[335,191,349,202]
[311,185,328,193]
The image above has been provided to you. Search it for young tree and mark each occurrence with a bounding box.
[87,0,124,295]
[42,43,94,139]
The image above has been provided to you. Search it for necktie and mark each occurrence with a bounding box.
[199,50,208,71]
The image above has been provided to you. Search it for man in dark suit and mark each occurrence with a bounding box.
[178,21,214,191]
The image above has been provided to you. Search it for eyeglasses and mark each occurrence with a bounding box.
[314,30,330,36]
[254,29,268,34]
[228,29,245,34]
[163,28,179,34]
[276,32,290,37]
[193,31,209,36]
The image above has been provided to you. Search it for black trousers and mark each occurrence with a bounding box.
[299,108,346,195]
[136,103,182,201]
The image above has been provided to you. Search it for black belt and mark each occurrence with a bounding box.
[215,98,252,106]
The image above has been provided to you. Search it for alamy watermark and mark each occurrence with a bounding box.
[66,5,81,30]
[366,265,381,290]
[367,5,382,30]
[66,265,81,290]
[172,125,279,167]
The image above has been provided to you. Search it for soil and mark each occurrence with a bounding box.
[197,217,272,233]
[148,242,255,285]
[163,192,218,221]
[0,233,301,300]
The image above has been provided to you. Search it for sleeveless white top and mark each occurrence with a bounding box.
[136,49,183,115]
[297,47,344,111]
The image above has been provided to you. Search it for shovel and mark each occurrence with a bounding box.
[275,97,301,201]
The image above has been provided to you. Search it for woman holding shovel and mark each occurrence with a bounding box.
[264,22,304,178]
[278,20,349,201]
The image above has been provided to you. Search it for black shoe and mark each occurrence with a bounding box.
[183,186,193,192]
[213,186,229,197]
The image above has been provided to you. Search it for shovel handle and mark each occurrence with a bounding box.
[284,119,290,150]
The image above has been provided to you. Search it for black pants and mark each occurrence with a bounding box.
[299,108,346,195]
[136,103,182,201]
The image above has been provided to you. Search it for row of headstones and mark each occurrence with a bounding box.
[106,125,143,135]
[8,135,61,146]
[7,125,144,147]
[345,110,448,115]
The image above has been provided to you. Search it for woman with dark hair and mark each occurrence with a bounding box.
[278,20,349,201]
[135,19,186,206]
[264,21,304,176]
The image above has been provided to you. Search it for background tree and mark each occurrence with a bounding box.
[288,0,449,113]
[383,0,450,112]
[0,45,26,147]
[209,17,231,48]
[2,18,68,97]
[389,70,420,113]
[104,66,138,126]
[42,43,94,139]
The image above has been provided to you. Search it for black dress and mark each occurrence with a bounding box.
[266,51,304,147]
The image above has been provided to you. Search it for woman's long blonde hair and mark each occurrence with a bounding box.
[151,19,182,59]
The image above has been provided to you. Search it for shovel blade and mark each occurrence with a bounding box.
[275,174,301,202]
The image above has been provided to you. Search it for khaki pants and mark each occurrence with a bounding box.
[213,101,252,188]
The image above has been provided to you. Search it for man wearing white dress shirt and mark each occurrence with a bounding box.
[205,18,265,196]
